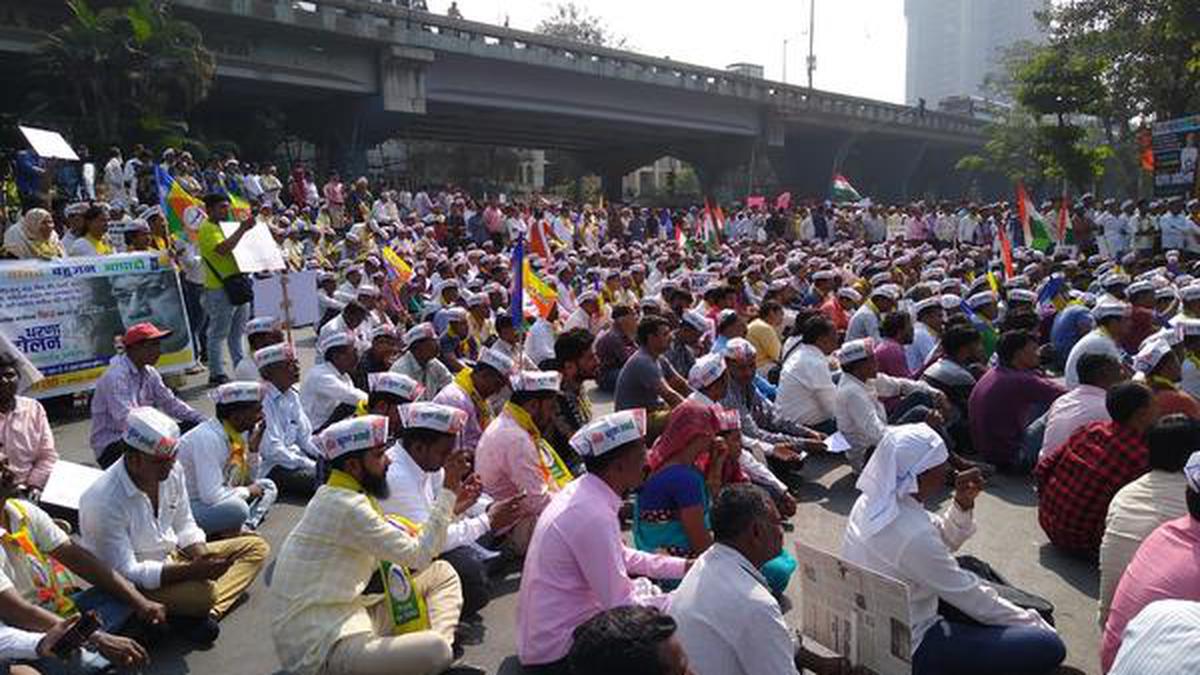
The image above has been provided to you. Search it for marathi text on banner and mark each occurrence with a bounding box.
[0,254,195,398]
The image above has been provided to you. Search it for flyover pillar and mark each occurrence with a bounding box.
[601,169,626,204]
[380,46,434,114]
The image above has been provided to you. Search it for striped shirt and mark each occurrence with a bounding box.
[1109,600,1200,675]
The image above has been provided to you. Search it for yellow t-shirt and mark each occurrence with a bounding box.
[197,221,240,291]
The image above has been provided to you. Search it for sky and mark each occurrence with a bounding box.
[440,0,908,104]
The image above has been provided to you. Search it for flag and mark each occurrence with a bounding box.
[154,165,204,239]
[831,174,862,204]
[510,237,524,330]
[1057,189,1072,245]
[775,192,792,210]
[1037,273,1068,312]
[986,271,1001,295]
[380,246,414,286]
[1016,182,1054,252]
[529,216,553,261]
[523,259,559,319]
[229,193,253,222]
[702,199,722,251]
[995,217,1015,278]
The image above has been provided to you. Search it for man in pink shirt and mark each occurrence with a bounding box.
[517,410,687,672]
[322,172,345,227]
[1039,353,1121,462]
[475,371,572,554]
[1101,453,1200,672]
[0,353,56,492]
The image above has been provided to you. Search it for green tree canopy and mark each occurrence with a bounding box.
[535,3,628,49]
[34,0,216,147]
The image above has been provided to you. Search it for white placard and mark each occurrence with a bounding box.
[220,222,286,273]
[40,460,105,511]
[253,270,319,327]
[18,126,79,161]
[824,431,851,454]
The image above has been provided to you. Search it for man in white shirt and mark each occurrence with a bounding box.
[671,483,847,675]
[1098,418,1194,626]
[524,307,560,369]
[834,339,945,473]
[381,402,523,619]
[80,407,269,646]
[1040,353,1121,461]
[256,344,322,497]
[233,316,283,382]
[391,323,453,402]
[1064,298,1131,388]
[845,286,897,341]
[177,382,278,536]
[303,331,369,431]
[907,297,944,373]
[776,315,840,434]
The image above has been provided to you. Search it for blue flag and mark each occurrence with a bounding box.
[510,236,524,331]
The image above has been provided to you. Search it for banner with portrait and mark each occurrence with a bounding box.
[0,253,194,398]
[1152,114,1200,199]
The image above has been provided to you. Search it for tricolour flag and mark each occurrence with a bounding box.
[995,216,1015,278]
[831,174,862,204]
[529,216,554,261]
[154,165,204,239]
[1016,182,1054,252]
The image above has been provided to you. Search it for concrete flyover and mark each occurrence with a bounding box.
[0,0,996,200]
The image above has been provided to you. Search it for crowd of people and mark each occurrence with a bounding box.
[1,144,1200,675]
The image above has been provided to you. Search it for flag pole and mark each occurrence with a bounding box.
[279,267,295,348]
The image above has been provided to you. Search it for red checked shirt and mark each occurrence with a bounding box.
[1034,421,1149,555]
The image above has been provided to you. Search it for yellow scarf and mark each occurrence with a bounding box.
[1150,375,1179,392]
[504,402,573,489]
[86,235,113,256]
[326,470,431,634]
[27,238,62,260]
[2,500,78,617]
[222,420,251,487]
[454,368,493,430]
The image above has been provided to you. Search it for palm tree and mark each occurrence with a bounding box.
[35,0,216,146]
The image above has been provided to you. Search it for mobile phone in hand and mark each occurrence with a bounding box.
[52,611,100,657]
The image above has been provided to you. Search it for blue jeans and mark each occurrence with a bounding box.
[914,619,1065,675]
[191,480,276,534]
[71,588,134,634]
[202,288,249,379]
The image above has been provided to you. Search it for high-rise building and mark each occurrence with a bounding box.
[905,0,1045,106]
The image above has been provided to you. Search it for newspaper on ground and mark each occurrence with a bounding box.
[794,541,914,675]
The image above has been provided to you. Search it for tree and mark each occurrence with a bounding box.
[33,0,216,148]
[1043,0,1200,122]
[535,3,628,49]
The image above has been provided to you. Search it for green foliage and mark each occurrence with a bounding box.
[535,3,628,49]
[1043,0,1200,120]
[1014,49,1106,120]
[34,0,216,149]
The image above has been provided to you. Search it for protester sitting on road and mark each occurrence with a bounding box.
[352,324,400,389]
[233,316,283,382]
[1132,338,1200,419]
[776,314,841,434]
[921,322,984,453]
[177,382,278,537]
[615,316,690,434]
[381,402,524,620]
[544,328,599,474]
[432,347,514,453]
[475,371,569,555]
[1108,600,1200,675]
[1064,298,1131,388]
[80,408,269,647]
[671,483,849,675]
[1035,382,1157,557]
[256,344,322,497]
[1101,450,1200,672]
[1098,414,1194,626]
[516,410,687,672]
[842,423,1066,675]
[968,330,1066,472]
[1039,353,1122,463]
[568,606,691,675]
[301,330,368,432]
[835,338,947,473]
[391,323,453,402]
[0,462,157,674]
[90,322,206,468]
[269,414,469,675]
[594,305,638,393]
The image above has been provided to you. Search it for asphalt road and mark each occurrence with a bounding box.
[43,330,1101,674]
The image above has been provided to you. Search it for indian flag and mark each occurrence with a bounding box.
[831,174,862,204]
[1016,182,1055,252]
